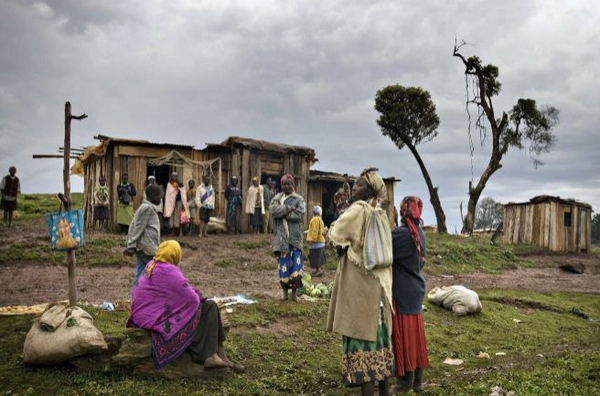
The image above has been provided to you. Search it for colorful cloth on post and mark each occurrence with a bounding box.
[277,245,304,289]
[127,261,202,369]
[341,322,394,387]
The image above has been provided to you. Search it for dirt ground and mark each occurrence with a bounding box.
[1,218,599,307]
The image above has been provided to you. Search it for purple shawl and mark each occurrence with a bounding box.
[127,262,201,368]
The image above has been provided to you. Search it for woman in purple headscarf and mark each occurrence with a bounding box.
[127,240,243,371]
[269,174,306,301]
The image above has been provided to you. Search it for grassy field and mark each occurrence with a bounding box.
[1,194,599,395]
[0,291,598,395]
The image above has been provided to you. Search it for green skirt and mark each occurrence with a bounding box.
[341,322,394,387]
[116,203,134,225]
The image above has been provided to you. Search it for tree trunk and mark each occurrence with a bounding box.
[405,142,447,234]
[461,155,503,234]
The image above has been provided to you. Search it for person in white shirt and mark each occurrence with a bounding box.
[195,175,215,238]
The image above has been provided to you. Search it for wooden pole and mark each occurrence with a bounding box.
[64,102,87,306]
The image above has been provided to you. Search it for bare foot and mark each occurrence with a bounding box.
[204,354,233,369]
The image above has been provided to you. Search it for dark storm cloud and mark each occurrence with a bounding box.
[0,0,598,231]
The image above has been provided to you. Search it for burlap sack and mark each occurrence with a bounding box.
[23,304,108,364]
[427,285,483,316]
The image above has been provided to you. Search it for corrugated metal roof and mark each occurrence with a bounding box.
[505,195,592,209]
[95,134,195,150]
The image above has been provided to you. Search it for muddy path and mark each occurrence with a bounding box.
[0,218,598,307]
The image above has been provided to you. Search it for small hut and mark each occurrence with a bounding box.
[73,135,217,228]
[503,195,592,253]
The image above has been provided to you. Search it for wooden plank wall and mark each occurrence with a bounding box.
[306,182,322,216]
[504,201,592,253]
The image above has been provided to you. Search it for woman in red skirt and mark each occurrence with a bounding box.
[390,196,429,393]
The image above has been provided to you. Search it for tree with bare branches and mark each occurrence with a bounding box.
[453,41,559,234]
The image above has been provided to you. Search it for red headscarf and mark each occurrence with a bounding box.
[400,196,424,259]
[280,174,295,189]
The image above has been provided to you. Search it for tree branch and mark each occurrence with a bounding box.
[70,114,88,120]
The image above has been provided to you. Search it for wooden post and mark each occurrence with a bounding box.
[64,102,87,306]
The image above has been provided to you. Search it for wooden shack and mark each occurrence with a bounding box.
[503,195,592,253]
[307,170,398,226]
[203,136,317,230]
[76,135,398,231]
[74,135,215,228]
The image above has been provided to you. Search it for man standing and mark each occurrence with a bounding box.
[93,175,110,230]
[124,184,163,285]
[195,175,215,238]
[187,179,198,234]
[246,177,264,234]
[262,177,276,233]
[224,176,242,234]
[0,166,20,227]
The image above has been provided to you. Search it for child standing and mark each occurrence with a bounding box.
[307,205,326,277]
[93,176,110,230]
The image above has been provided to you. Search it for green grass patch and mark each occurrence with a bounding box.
[0,236,127,266]
[17,193,83,218]
[425,232,537,275]
[303,243,338,270]
[235,240,271,251]
[1,291,598,395]
[214,259,236,268]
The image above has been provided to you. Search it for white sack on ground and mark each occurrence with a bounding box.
[427,285,482,315]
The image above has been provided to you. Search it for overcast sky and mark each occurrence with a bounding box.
[1,0,599,232]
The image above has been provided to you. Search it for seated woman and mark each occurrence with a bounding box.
[127,240,243,371]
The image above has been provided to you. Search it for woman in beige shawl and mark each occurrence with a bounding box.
[327,168,394,395]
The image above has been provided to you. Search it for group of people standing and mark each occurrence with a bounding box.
[110,167,429,393]
[224,175,277,234]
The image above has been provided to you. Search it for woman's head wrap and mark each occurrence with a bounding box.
[400,196,424,259]
[280,174,295,188]
[146,240,182,276]
[313,205,322,215]
[360,167,387,202]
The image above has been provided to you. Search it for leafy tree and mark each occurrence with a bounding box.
[453,41,559,234]
[474,197,504,230]
[592,213,600,245]
[375,85,447,233]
